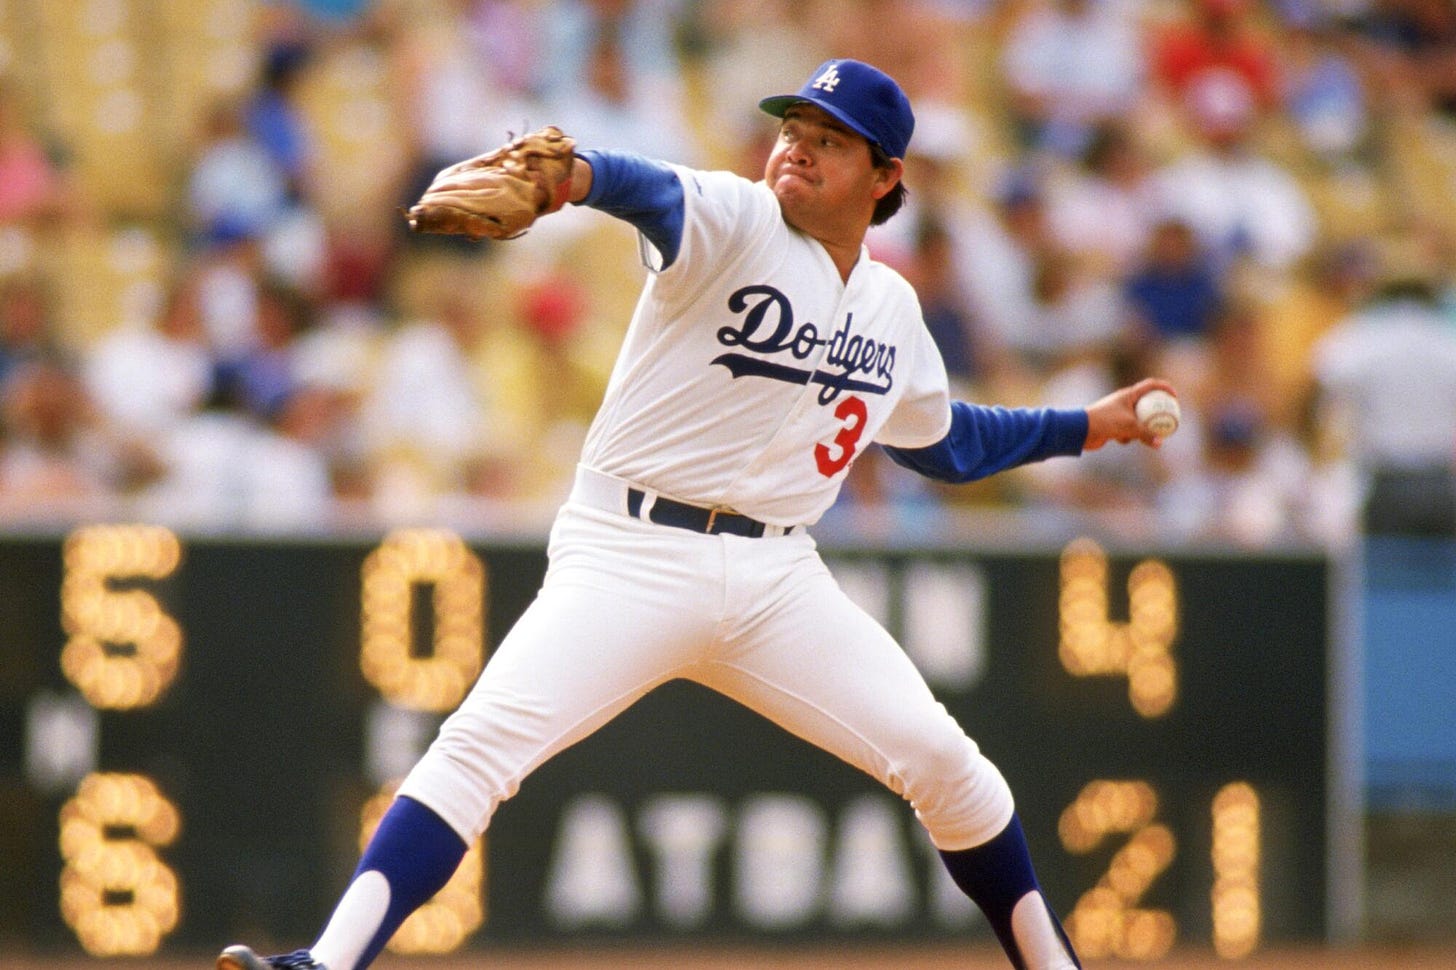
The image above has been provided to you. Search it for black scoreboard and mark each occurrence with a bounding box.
[0,526,1352,960]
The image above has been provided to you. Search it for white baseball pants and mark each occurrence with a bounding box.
[398,469,1014,853]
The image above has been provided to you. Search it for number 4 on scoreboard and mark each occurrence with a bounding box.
[1058,538,1178,719]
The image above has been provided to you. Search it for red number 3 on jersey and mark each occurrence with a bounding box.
[814,395,868,477]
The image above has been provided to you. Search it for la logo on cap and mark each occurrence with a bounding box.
[811,66,841,93]
[759,58,914,160]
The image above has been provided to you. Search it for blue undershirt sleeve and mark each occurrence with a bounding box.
[577,149,686,269]
[883,401,1089,484]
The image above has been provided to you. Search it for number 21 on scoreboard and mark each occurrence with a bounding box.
[1056,538,1261,961]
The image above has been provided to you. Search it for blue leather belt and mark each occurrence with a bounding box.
[626,488,770,537]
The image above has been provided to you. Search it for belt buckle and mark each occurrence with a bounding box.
[705,506,731,534]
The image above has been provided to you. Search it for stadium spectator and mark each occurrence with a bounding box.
[1159,301,1315,546]
[1122,216,1226,390]
[0,360,142,518]
[235,384,345,531]
[1151,0,1282,118]
[545,18,702,164]
[81,271,215,439]
[864,102,981,269]
[1022,247,1129,378]
[0,273,66,391]
[217,277,312,424]
[1021,344,1169,522]
[958,167,1061,377]
[823,0,978,107]
[1000,0,1146,158]
[901,216,982,394]
[478,267,616,504]
[1044,121,1162,277]
[1150,68,1319,273]
[1281,12,1372,162]
[1256,238,1382,429]
[187,98,293,253]
[535,0,690,107]
[245,38,317,202]
[1354,0,1456,119]
[1157,397,1313,545]
[131,378,340,532]
[0,78,78,230]
[359,266,514,518]
[1311,236,1456,535]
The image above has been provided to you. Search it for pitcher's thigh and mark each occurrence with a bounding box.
[400,572,707,841]
[701,570,1013,849]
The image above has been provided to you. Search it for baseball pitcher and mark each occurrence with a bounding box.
[218,58,1174,970]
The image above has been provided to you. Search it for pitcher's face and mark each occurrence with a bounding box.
[765,105,895,235]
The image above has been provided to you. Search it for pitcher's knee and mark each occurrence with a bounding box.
[903,733,1015,851]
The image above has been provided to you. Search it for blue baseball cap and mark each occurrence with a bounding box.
[759,59,914,160]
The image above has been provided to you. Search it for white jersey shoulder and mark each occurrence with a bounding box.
[579,165,951,526]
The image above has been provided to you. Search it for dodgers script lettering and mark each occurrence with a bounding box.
[713,285,895,404]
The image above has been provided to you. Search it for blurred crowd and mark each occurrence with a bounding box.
[4,0,1456,545]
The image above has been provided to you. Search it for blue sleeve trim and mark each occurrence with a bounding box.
[578,149,685,269]
[883,402,1088,484]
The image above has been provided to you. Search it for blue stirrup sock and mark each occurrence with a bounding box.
[938,813,1081,970]
[309,801,1074,970]
[309,795,468,970]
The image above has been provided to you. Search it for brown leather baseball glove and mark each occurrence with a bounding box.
[405,126,576,241]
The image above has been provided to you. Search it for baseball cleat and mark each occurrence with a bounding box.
[216,945,327,970]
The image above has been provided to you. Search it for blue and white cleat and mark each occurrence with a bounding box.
[216,945,327,970]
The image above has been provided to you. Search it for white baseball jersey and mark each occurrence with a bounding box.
[579,166,952,526]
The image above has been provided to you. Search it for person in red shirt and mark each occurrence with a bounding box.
[1152,0,1281,115]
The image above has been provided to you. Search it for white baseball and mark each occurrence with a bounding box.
[1135,389,1180,437]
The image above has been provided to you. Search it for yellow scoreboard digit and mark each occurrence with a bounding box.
[56,525,184,957]
[358,529,488,954]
